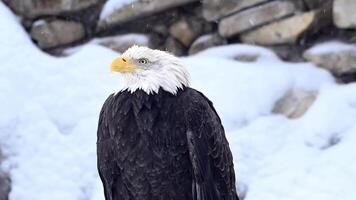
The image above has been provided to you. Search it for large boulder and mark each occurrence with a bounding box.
[240,10,330,45]
[218,1,297,38]
[188,33,227,55]
[333,0,356,28]
[202,0,269,21]
[98,0,198,31]
[273,89,317,119]
[30,19,85,49]
[3,0,99,19]
[303,41,356,75]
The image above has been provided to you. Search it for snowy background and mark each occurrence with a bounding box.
[1,1,356,200]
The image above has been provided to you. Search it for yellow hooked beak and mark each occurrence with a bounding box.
[110,56,135,73]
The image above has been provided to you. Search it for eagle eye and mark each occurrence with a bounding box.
[138,58,149,64]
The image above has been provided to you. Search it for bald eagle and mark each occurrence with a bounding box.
[97,46,239,200]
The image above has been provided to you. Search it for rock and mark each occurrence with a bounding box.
[240,10,328,45]
[3,0,99,19]
[188,33,227,55]
[169,18,203,47]
[268,45,304,62]
[98,0,198,31]
[0,150,10,200]
[152,24,169,36]
[333,0,356,28]
[234,54,259,62]
[273,89,317,118]
[202,0,270,21]
[337,72,356,83]
[0,171,10,200]
[149,33,167,50]
[92,33,150,53]
[303,42,356,75]
[164,37,185,56]
[218,1,297,38]
[30,19,85,49]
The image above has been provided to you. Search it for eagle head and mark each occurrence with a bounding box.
[110,46,190,95]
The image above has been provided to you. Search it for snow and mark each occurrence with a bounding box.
[228,84,356,200]
[191,34,213,45]
[100,0,136,20]
[1,2,356,200]
[305,40,356,55]
[91,34,149,45]
[193,44,280,61]
[32,19,46,27]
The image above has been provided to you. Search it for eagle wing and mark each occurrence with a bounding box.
[183,89,239,200]
[97,94,131,200]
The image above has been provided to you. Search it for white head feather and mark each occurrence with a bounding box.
[119,46,190,95]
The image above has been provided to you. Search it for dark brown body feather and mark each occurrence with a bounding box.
[97,87,239,200]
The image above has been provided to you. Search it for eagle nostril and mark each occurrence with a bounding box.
[122,58,127,62]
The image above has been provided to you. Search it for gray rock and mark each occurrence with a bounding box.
[273,89,317,119]
[240,10,329,45]
[0,171,10,200]
[164,37,185,56]
[98,0,198,31]
[333,0,356,28]
[303,43,356,75]
[268,45,304,62]
[4,0,99,19]
[152,24,169,36]
[169,18,203,47]
[218,1,297,38]
[189,33,227,55]
[0,150,11,200]
[202,0,269,22]
[234,54,259,62]
[30,19,85,49]
[91,33,151,53]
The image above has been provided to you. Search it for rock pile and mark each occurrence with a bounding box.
[0,0,321,53]
[2,0,352,59]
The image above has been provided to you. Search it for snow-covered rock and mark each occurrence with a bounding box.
[91,33,150,53]
[304,41,356,75]
[98,0,198,31]
[99,0,136,20]
[189,33,227,55]
[272,89,317,118]
[30,19,85,49]
[4,0,99,19]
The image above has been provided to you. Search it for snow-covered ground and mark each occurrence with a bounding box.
[0,2,355,200]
